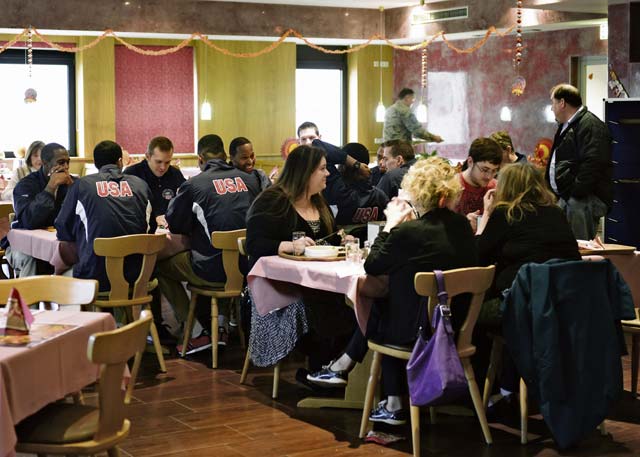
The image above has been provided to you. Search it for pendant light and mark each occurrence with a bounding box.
[375,6,385,122]
[200,42,212,120]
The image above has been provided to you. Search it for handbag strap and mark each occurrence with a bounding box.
[432,270,454,334]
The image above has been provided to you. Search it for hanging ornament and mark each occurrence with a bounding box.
[416,47,428,123]
[511,75,526,96]
[24,26,37,104]
[511,0,526,96]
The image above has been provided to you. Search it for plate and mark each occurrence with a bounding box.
[304,246,342,258]
[279,251,345,262]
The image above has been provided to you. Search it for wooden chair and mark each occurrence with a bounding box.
[15,310,152,457]
[0,203,15,279]
[237,236,282,399]
[181,228,245,368]
[358,266,495,457]
[0,275,98,308]
[93,233,167,402]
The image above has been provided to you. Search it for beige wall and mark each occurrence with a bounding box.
[347,45,394,155]
[196,40,296,163]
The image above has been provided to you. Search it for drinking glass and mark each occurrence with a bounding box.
[362,240,372,260]
[292,231,306,256]
[345,238,361,264]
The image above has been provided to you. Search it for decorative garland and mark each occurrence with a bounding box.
[1,25,515,58]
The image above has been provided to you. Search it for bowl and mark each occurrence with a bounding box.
[304,245,340,258]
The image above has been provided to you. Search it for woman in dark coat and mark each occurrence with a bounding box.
[308,157,478,425]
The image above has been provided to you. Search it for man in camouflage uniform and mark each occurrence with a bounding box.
[383,88,443,143]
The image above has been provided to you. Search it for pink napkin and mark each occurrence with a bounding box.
[2,288,34,335]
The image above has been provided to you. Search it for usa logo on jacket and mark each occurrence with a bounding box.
[96,181,134,198]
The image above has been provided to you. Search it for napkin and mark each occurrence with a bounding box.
[2,288,34,336]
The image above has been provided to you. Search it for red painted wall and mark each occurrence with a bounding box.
[393,27,607,160]
[115,45,194,154]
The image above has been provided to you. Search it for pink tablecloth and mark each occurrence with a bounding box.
[6,229,190,273]
[247,256,388,333]
[1,310,116,457]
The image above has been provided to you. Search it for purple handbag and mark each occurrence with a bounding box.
[406,270,468,406]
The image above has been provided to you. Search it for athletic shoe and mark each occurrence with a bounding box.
[369,400,407,425]
[306,361,348,386]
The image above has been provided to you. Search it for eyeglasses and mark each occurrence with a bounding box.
[474,164,499,176]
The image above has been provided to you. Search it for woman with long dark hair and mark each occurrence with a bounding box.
[245,145,355,371]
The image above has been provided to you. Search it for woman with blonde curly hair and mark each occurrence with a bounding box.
[307,157,479,425]
[477,162,580,297]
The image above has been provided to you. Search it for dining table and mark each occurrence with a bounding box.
[247,254,388,409]
[0,309,117,457]
[6,228,190,273]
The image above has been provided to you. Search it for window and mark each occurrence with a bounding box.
[296,46,347,145]
[0,49,76,155]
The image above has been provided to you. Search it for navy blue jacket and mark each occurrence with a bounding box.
[55,165,153,291]
[376,158,417,199]
[502,259,635,449]
[123,160,185,216]
[166,159,261,282]
[325,171,388,227]
[12,167,75,231]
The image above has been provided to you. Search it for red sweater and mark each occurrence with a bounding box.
[454,173,496,216]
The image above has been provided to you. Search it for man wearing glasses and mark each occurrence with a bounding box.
[455,137,502,232]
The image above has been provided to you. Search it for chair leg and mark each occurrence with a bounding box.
[359,350,382,438]
[520,378,528,444]
[148,321,167,373]
[632,334,639,396]
[429,407,437,424]
[410,403,421,457]
[235,298,246,349]
[126,351,143,404]
[483,338,504,408]
[463,358,493,445]
[240,348,251,384]
[272,363,280,399]
[180,292,198,358]
[107,446,121,457]
[211,297,219,369]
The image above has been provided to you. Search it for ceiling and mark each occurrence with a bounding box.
[207,0,627,13]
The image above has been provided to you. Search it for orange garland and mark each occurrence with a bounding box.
[1,25,515,58]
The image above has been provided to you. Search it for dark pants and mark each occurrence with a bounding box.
[297,289,357,372]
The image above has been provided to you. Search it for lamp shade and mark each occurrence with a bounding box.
[415,102,427,123]
[200,101,212,120]
[500,106,512,122]
[375,101,386,123]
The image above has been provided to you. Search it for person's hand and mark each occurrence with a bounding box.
[383,198,413,232]
[269,166,279,183]
[466,210,480,232]
[292,236,315,255]
[45,166,73,193]
[432,135,444,143]
[357,165,371,179]
[156,215,168,229]
[483,189,496,215]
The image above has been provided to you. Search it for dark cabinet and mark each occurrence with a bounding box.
[604,98,640,248]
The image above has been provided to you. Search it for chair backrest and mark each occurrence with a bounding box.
[0,203,14,219]
[414,266,495,355]
[94,234,167,301]
[0,276,98,307]
[212,229,246,293]
[88,309,152,441]
[237,236,247,256]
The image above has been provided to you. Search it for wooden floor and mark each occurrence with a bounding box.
[24,339,640,457]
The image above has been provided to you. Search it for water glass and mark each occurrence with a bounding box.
[362,240,372,260]
[292,231,306,256]
[345,238,362,264]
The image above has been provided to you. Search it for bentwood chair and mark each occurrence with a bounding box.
[358,266,495,457]
[93,233,167,402]
[0,202,15,279]
[0,276,98,308]
[16,310,152,457]
[181,229,246,368]
[623,314,640,396]
[237,236,283,399]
